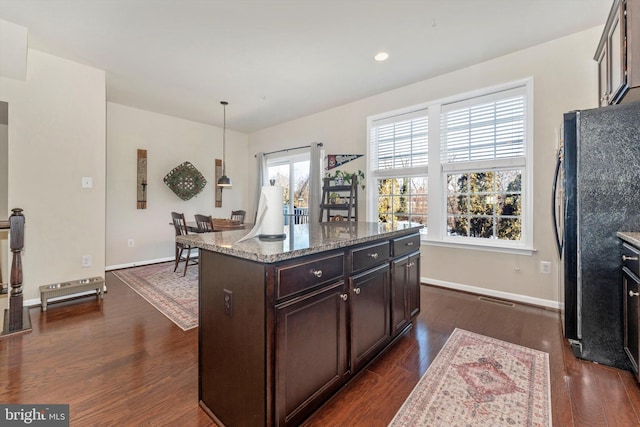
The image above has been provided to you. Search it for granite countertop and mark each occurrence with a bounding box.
[617,231,640,247]
[177,221,422,263]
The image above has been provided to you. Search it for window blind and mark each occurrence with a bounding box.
[371,111,428,171]
[442,89,525,164]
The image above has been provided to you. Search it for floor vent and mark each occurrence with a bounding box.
[478,296,515,307]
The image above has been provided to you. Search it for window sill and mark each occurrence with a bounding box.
[420,236,536,256]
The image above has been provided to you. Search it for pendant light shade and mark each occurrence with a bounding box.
[217,101,232,188]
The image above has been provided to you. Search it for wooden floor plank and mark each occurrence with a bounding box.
[1,275,640,426]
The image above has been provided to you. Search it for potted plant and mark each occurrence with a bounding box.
[329,192,339,204]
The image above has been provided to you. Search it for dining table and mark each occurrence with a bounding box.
[185,221,247,233]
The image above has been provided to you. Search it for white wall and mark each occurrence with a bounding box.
[249,27,603,306]
[0,49,106,302]
[106,103,249,268]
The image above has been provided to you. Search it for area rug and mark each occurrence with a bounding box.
[389,328,551,426]
[112,262,198,331]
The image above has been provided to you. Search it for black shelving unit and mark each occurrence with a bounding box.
[319,176,358,222]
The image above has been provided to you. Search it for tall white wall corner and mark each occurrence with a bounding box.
[0,18,28,81]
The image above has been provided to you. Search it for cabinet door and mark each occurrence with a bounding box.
[609,3,626,103]
[350,263,390,373]
[275,281,348,427]
[391,253,421,336]
[623,268,640,381]
[407,253,421,319]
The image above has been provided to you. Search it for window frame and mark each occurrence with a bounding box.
[367,78,534,255]
[367,105,430,233]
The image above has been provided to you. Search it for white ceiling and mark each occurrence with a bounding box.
[0,0,611,133]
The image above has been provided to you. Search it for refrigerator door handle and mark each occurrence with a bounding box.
[552,149,564,257]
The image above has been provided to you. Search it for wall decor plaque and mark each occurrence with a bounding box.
[164,161,207,201]
[137,149,148,209]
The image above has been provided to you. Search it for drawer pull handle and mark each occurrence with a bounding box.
[312,270,323,278]
[340,293,348,301]
[623,255,639,261]
[406,241,414,246]
[354,287,361,295]
[630,291,640,297]
[367,253,379,259]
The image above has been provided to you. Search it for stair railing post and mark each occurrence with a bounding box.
[8,208,25,331]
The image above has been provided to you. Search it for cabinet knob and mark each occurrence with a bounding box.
[406,241,414,246]
[367,253,379,259]
[340,293,348,301]
[622,255,639,261]
[630,290,640,297]
[406,262,415,268]
[312,270,323,278]
[354,287,361,295]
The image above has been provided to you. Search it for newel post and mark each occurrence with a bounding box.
[1,207,31,337]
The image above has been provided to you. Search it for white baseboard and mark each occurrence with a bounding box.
[106,256,175,271]
[422,276,561,310]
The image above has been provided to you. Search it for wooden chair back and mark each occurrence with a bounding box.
[171,212,189,239]
[194,214,214,232]
[231,210,246,223]
[171,212,197,276]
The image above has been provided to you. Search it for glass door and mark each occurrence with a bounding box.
[267,152,310,224]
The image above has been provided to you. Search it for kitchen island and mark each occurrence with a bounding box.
[177,221,422,427]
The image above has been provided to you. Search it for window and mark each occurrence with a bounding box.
[368,80,532,252]
[369,110,428,230]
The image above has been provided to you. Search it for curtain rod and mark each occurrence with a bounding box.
[254,142,323,158]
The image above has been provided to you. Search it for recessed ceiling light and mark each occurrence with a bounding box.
[374,52,389,62]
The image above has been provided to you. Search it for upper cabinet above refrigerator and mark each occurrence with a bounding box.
[595,0,640,107]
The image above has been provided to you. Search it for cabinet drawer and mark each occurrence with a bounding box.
[351,241,389,273]
[623,243,640,276]
[392,233,420,257]
[276,253,344,300]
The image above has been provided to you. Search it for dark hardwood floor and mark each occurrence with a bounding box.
[1,273,639,426]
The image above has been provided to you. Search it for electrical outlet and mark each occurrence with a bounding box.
[540,261,552,274]
[82,255,92,268]
[224,289,233,316]
[127,239,135,247]
[82,177,93,188]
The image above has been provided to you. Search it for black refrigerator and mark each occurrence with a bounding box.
[553,101,640,369]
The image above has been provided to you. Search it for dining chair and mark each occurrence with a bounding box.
[171,212,198,276]
[194,214,214,232]
[231,210,246,223]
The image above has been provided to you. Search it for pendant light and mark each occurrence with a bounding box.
[217,101,232,187]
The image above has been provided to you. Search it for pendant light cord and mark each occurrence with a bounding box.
[221,101,227,175]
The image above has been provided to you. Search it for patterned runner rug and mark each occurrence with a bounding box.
[112,262,198,331]
[389,328,551,426]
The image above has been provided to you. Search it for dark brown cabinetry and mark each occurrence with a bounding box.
[350,263,390,372]
[391,253,421,336]
[275,281,348,427]
[622,242,640,382]
[198,230,421,427]
[595,0,640,106]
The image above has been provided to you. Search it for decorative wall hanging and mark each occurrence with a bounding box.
[215,158,222,207]
[164,161,207,201]
[137,149,148,209]
[327,154,363,170]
